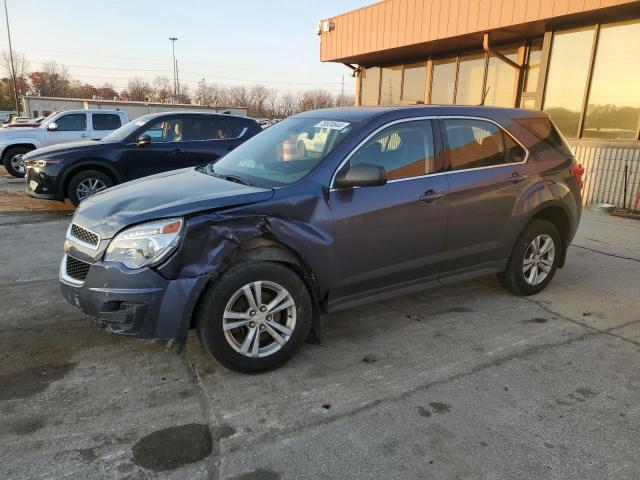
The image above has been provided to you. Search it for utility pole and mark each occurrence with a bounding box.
[169,37,177,102]
[3,0,20,114]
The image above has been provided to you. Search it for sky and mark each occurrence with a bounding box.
[1,0,372,97]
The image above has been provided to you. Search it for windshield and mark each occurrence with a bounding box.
[101,115,154,142]
[203,117,356,187]
[39,111,60,128]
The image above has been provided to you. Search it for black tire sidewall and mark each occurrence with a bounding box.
[196,262,312,373]
[3,146,31,178]
[68,170,114,206]
[505,219,562,295]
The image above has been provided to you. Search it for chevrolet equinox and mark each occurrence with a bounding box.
[60,106,583,373]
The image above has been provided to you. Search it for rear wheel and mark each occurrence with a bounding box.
[68,170,114,206]
[498,219,561,296]
[2,146,33,177]
[196,261,312,373]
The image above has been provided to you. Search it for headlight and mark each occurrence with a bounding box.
[34,159,59,167]
[104,218,183,269]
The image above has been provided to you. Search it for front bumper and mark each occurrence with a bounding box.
[25,165,64,201]
[59,255,211,339]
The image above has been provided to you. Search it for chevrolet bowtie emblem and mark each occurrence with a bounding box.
[63,240,71,253]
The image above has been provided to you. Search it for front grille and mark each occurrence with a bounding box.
[66,256,91,281]
[70,224,99,246]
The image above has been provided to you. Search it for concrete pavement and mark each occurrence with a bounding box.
[0,209,638,479]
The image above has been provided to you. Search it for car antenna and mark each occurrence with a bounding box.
[480,86,491,106]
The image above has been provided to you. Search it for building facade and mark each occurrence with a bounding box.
[319,0,640,208]
[22,96,247,121]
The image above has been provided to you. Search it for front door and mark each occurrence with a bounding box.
[438,117,530,278]
[118,116,191,181]
[328,119,449,306]
[48,113,89,145]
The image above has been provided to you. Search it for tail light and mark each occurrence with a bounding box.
[572,162,585,190]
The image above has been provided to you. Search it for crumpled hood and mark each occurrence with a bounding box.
[73,168,274,239]
[24,140,108,159]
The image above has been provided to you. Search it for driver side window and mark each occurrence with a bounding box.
[142,119,186,143]
[349,120,435,181]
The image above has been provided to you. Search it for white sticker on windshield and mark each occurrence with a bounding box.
[134,120,147,126]
[314,120,350,130]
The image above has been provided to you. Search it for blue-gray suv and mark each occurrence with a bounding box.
[60,106,583,372]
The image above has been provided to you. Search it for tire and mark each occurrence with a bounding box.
[2,146,33,178]
[498,219,562,296]
[67,170,114,206]
[196,261,313,373]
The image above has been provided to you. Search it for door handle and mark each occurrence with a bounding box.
[80,133,89,138]
[170,149,183,155]
[420,190,446,203]
[509,173,528,183]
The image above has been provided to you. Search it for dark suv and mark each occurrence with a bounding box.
[59,106,583,373]
[24,112,261,205]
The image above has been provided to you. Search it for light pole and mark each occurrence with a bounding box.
[169,37,177,102]
[3,0,20,114]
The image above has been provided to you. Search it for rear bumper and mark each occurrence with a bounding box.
[59,255,212,339]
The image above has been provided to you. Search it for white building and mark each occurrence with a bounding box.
[22,95,247,121]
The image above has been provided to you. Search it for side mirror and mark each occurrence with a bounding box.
[334,163,387,188]
[47,122,58,131]
[137,134,151,146]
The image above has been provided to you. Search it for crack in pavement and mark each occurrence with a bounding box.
[571,243,640,263]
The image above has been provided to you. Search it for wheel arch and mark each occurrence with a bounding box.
[60,160,121,199]
[1,142,38,160]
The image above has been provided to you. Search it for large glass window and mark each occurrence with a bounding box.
[360,67,380,106]
[379,65,403,105]
[349,120,435,180]
[92,114,121,131]
[455,52,486,105]
[443,119,525,171]
[543,26,596,138]
[143,119,186,142]
[430,57,457,104]
[402,62,427,103]
[524,39,543,93]
[485,47,519,107]
[55,114,87,131]
[582,19,640,140]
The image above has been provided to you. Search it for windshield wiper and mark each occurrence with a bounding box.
[208,166,253,186]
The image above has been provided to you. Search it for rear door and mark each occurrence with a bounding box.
[90,113,122,140]
[47,113,89,145]
[118,116,191,181]
[438,116,529,279]
[328,118,449,305]
[182,115,237,166]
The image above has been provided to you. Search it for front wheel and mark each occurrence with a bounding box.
[498,219,562,296]
[67,170,114,206]
[3,146,33,177]
[196,261,312,373]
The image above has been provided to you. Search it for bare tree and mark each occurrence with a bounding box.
[248,85,273,117]
[278,92,299,118]
[1,50,29,99]
[126,77,154,102]
[334,93,355,107]
[154,76,172,103]
[228,85,250,108]
[297,89,334,112]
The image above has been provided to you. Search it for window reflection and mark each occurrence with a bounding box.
[360,67,381,106]
[402,62,427,103]
[455,52,486,105]
[524,39,543,93]
[380,65,403,105]
[543,26,596,138]
[583,19,640,139]
[431,57,457,104]
[485,47,518,107]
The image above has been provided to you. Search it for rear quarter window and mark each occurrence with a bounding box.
[514,117,574,157]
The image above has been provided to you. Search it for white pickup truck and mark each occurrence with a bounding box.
[0,109,128,177]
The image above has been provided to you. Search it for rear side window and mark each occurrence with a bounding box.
[515,117,573,157]
[442,118,525,171]
[92,114,121,131]
[189,116,232,140]
[349,120,436,181]
[55,114,87,131]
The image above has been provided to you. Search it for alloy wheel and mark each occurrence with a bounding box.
[222,280,297,358]
[523,234,555,285]
[10,154,25,175]
[76,178,108,201]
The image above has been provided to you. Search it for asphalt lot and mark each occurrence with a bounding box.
[1,206,639,480]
